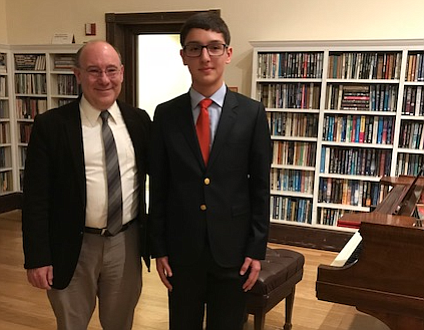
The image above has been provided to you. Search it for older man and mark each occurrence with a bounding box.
[22,40,151,330]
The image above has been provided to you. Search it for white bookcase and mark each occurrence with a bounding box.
[0,44,81,194]
[0,45,17,195]
[250,39,424,232]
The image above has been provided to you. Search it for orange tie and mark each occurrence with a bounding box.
[196,98,212,164]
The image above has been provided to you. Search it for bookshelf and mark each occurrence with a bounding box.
[398,51,424,177]
[1,44,81,193]
[251,39,424,233]
[49,53,81,108]
[0,45,16,196]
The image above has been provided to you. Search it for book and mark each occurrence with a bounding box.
[415,86,422,116]
[359,115,366,143]
[376,117,384,144]
[0,53,6,73]
[355,116,361,143]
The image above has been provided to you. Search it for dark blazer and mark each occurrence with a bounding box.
[22,98,151,290]
[149,89,271,268]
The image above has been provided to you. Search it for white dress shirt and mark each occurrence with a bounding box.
[80,95,139,228]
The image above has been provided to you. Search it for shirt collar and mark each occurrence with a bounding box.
[80,95,119,125]
[190,83,227,109]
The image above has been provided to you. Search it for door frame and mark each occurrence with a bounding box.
[105,9,220,106]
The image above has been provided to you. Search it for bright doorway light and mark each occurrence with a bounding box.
[137,34,192,119]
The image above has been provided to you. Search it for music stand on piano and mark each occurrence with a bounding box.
[337,164,424,229]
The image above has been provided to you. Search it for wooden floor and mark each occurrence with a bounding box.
[0,210,389,330]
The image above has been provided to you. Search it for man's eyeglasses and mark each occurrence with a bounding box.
[183,43,228,58]
[80,66,121,78]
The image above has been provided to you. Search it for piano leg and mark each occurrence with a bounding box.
[359,308,424,330]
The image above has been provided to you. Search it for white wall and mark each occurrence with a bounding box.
[5,0,424,95]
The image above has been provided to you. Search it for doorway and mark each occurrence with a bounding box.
[137,34,191,119]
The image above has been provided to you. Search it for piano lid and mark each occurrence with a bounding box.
[337,212,419,228]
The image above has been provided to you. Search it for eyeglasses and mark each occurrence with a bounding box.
[183,43,228,57]
[80,66,121,78]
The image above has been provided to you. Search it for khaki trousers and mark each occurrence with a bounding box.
[47,222,142,330]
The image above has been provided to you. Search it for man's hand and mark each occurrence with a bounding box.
[27,266,53,290]
[156,256,173,291]
[240,257,261,292]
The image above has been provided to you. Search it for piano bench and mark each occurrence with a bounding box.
[246,248,305,330]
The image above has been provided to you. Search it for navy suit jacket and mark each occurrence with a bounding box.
[149,89,271,268]
[22,98,151,289]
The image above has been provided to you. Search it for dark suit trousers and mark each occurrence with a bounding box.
[168,245,247,330]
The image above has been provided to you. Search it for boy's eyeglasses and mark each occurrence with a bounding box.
[183,43,228,57]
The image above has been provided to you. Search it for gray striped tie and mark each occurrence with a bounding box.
[100,110,123,236]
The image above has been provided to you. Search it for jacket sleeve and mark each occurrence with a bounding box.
[148,105,170,258]
[22,113,53,269]
[246,101,272,260]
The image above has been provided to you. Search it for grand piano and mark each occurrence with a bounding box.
[316,174,424,330]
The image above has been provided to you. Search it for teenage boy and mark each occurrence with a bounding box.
[149,12,271,330]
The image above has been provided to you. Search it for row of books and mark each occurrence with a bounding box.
[326,84,398,111]
[318,178,382,207]
[19,147,27,167]
[323,115,394,145]
[402,86,424,116]
[53,55,76,71]
[0,77,6,97]
[258,82,321,109]
[272,141,316,167]
[0,122,9,144]
[0,53,6,73]
[396,153,424,176]
[16,97,47,119]
[270,196,312,224]
[271,169,314,194]
[317,208,352,226]
[327,52,402,80]
[15,54,46,71]
[257,52,324,79]
[320,147,392,177]
[56,74,80,95]
[405,52,424,82]
[15,73,47,95]
[0,147,10,167]
[19,123,32,143]
[0,100,8,118]
[268,112,318,138]
[0,171,12,192]
[398,121,424,149]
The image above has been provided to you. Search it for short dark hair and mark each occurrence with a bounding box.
[180,12,231,46]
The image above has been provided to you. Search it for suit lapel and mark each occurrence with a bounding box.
[208,90,238,168]
[63,101,86,204]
